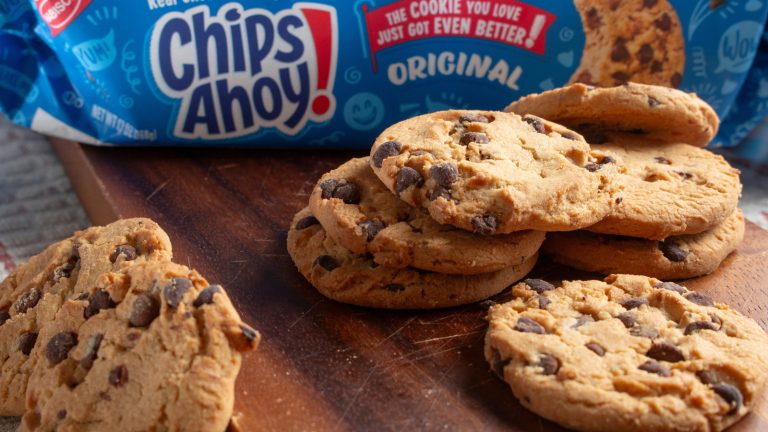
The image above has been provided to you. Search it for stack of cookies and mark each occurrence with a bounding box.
[0,219,258,431]
[287,82,768,430]
[506,83,744,279]
[288,109,620,309]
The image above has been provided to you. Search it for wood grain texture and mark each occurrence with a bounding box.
[51,139,768,432]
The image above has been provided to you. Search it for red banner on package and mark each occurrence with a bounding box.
[362,0,555,71]
[36,0,93,37]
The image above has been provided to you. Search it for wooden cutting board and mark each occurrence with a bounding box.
[51,138,768,432]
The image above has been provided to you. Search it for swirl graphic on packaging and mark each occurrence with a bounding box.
[121,40,141,95]
[149,2,338,140]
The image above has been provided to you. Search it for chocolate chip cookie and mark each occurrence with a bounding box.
[544,209,745,279]
[369,110,619,234]
[288,208,537,309]
[583,137,741,239]
[506,83,719,147]
[309,157,545,274]
[21,261,259,432]
[570,0,685,88]
[0,218,172,415]
[485,274,768,432]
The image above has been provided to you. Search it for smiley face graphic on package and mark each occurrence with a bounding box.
[343,92,385,130]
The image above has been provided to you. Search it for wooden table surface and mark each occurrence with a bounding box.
[51,138,768,432]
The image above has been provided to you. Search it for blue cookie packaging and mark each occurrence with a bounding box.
[0,0,767,158]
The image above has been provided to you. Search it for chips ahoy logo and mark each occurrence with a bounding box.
[150,3,338,140]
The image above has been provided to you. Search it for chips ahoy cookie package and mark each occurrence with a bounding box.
[1,0,767,152]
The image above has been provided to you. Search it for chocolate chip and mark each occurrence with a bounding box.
[611,38,630,62]
[651,61,663,74]
[584,162,601,172]
[109,365,129,387]
[654,156,671,164]
[615,197,623,204]
[460,132,489,145]
[561,132,579,140]
[15,289,41,314]
[0,309,9,326]
[46,332,77,365]
[617,312,637,328]
[538,296,551,309]
[514,317,545,334]
[574,71,594,85]
[684,321,718,335]
[395,167,424,194]
[319,179,338,199]
[471,215,496,236]
[620,297,649,310]
[524,278,555,294]
[332,182,361,204]
[648,96,661,107]
[713,384,743,415]
[539,354,560,375]
[600,156,616,164]
[676,171,693,180]
[630,327,659,339]
[80,333,103,370]
[655,281,686,294]
[459,113,490,124]
[129,294,160,327]
[84,290,116,319]
[429,163,458,187]
[18,332,38,355]
[241,325,258,344]
[697,370,717,384]
[110,245,137,263]
[52,260,77,283]
[523,116,546,134]
[586,7,601,29]
[384,284,405,292]
[646,342,685,362]
[655,13,671,31]
[659,240,689,262]
[643,0,659,7]
[585,342,605,356]
[430,185,452,202]
[57,410,66,420]
[637,44,654,64]
[611,72,629,85]
[75,292,89,300]
[314,255,338,271]
[710,314,722,329]
[407,223,423,234]
[685,292,714,307]
[671,73,682,88]
[194,285,221,307]
[295,216,319,230]
[372,141,402,168]
[164,278,193,309]
[639,359,670,377]
[357,220,384,241]
[570,315,593,329]
[490,350,510,379]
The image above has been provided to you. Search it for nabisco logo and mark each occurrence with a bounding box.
[35,0,92,36]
